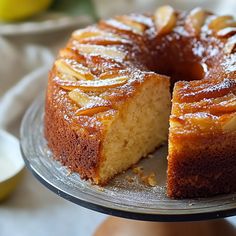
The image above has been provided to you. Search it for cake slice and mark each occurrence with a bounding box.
[168,77,236,198]
[45,65,170,185]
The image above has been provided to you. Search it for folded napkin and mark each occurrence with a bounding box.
[0,38,54,133]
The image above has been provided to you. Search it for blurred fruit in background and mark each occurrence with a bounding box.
[51,0,97,19]
[0,0,97,22]
[0,0,53,22]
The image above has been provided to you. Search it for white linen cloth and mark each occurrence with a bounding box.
[0,1,236,235]
[0,39,53,130]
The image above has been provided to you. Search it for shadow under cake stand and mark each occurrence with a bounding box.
[20,96,236,235]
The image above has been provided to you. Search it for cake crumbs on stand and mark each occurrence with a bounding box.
[132,166,144,175]
[125,175,135,183]
[141,172,157,187]
[66,170,72,176]
[97,186,105,192]
[132,165,157,187]
[147,153,154,159]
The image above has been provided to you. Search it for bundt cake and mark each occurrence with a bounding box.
[45,5,236,198]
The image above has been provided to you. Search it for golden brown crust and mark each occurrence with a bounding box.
[169,77,236,198]
[45,69,167,184]
[45,74,101,180]
[45,6,236,197]
[167,132,236,198]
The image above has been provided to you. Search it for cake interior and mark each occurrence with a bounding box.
[96,75,170,184]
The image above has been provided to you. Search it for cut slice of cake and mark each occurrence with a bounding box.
[168,77,236,198]
[45,67,170,185]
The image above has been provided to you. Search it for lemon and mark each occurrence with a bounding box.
[0,0,53,22]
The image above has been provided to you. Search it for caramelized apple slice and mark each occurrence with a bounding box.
[175,78,236,103]
[73,30,102,40]
[99,70,128,79]
[56,76,128,91]
[74,44,126,62]
[222,114,236,131]
[58,48,86,65]
[81,37,131,46]
[69,89,111,116]
[174,93,236,117]
[77,32,131,46]
[55,59,95,80]
[217,27,236,38]
[170,116,183,129]
[154,5,177,35]
[69,88,110,107]
[72,28,122,41]
[100,18,145,37]
[69,88,93,106]
[73,29,105,40]
[116,16,146,34]
[185,8,207,36]
[224,35,236,54]
[76,106,112,116]
[208,15,236,33]
[127,14,153,27]
[185,112,218,130]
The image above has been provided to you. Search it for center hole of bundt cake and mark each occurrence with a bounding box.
[166,61,206,82]
[145,42,208,86]
[152,61,207,87]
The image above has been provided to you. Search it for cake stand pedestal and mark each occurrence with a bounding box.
[94,217,235,236]
[20,96,236,235]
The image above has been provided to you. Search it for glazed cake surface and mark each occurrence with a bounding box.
[168,78,236,198]
[45,6,236,198]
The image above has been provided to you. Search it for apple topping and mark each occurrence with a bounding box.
[69,89,111,116]
[170,116,184,129]
[185,8,207,36]
[55,76,128,91]
[222,114,236,131]
[75,44,126,62]
[72,28,121,41]
[116,16,146,34]
[55,59,95,80]
[217,27,236,38]
[208,15,236,33]
[69,89,94,107]
[154,5,177,35]
[78,36,131,46]
[73,29,105,40]
[76,106,111,116]
[99,70,127,79]
[224,35,236,54]
[184,112,217,130]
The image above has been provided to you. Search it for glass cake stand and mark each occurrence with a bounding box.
[20,96,236,235]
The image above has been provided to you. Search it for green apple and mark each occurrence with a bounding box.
[0,0,53,22]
